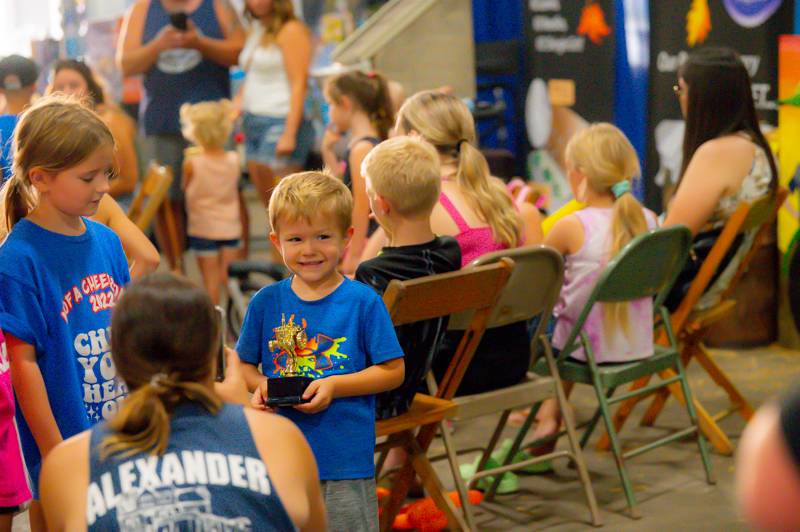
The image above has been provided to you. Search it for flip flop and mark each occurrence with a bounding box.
[492,438,554,475]
[459,456,520,494]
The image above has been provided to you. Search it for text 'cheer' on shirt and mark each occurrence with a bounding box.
[236,277,404,481]
[87,403,294,531]
[0,218,130,490]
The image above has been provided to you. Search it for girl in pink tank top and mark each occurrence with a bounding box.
[438,191,508,267]
[396,91,545,397]
[181,100,243,305]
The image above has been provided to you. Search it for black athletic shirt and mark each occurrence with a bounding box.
[356,236,461,418]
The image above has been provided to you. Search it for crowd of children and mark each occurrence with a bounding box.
[0,40,786,531]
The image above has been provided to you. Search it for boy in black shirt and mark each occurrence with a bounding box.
[355,136,461,418]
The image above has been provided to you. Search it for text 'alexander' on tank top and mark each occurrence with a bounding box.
[86,402,295,531]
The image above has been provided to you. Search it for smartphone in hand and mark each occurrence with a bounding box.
[170,12,188,31]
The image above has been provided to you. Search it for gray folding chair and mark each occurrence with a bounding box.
[432,245,601,528]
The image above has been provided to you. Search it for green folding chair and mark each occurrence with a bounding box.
[531,225,715,518]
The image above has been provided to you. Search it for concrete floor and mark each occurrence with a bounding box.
[12,191,800,530]
[425,343,800,531]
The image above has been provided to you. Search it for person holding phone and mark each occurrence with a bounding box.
[117,0,245,271]
[237,0,314,211]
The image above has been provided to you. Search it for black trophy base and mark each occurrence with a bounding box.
[266,376,314,406]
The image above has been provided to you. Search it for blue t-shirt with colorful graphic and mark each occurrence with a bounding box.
[0,218,130,493]
[236,277,404,481]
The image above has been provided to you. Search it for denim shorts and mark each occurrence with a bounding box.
[188,236,241,256]
[242,112,315,168]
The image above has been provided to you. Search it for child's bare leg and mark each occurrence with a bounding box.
[29,501,45,532]
[531,382,574,442]
[220,246,240,302]
[197,252,221,305]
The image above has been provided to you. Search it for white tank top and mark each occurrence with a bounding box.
[240,21,291,117]
[552,207,658,363]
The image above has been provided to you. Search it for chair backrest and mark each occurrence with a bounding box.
[559,226,692,360]
[450,246,564,331]
[720,187,788,300]
[126,162,173,232]
[670,189,785,334]
[383,259,513,401]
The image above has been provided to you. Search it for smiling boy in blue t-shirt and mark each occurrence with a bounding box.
[237,171,404,532]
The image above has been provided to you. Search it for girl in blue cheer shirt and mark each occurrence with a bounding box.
[0,95,130,531]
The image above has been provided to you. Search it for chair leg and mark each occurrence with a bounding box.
[594,381,640,519]
[640,342,699,427]
[651,369,735,456]
[596,375,652,451]
[674,356,716,485]
[438,420,478,530]
[485,406,538,501]
[408,437,469,531]
[553,377,602,526]
[693,343,754,421]
[582,387,616,449]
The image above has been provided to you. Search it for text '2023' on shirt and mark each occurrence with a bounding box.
[0,218,130,491]
[236,277,403,481]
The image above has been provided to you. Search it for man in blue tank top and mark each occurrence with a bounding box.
[117,0,245,270]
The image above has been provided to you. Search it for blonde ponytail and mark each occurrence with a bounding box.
[456,141,522,247]
[398,91,522,247]
[101,374,221,459]
[565,123,647,339]
[104,274,223,458]
[0,176,37,237]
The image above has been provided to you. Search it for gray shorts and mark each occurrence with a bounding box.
[142,133,189,201]
[321,478,378,532]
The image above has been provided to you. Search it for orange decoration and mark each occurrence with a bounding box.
[577,2,611,45]
[686,0,712,47]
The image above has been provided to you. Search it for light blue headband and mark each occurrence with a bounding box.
[611,180,631,199]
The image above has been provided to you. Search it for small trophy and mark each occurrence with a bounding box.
[266,314,314,406]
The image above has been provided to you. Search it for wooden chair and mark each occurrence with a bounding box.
[376,259,513,532]
[127,162,181,272]
[431,246,601,528]
[529,226,713,517]
[598,188,788,455]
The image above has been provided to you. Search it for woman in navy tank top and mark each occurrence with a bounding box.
[39,274,325,531]
[118,0,245,270]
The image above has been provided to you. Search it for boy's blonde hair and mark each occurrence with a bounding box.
[180,99,233,150]
[269,171,353,235]
[565,123,646,340]
[362,136,440,218]
[397,90,522,247]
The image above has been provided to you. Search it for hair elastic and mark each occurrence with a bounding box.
[149,372,169,391]
[456,139,468,151]
[611,180,631,199]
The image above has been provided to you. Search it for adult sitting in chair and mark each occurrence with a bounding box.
[662,47,778,310]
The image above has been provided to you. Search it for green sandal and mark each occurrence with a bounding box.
[491,438,554,475]
[459,456,520,494]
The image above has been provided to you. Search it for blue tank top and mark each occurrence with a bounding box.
[86,402,295,531]
[140,0,231,135]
